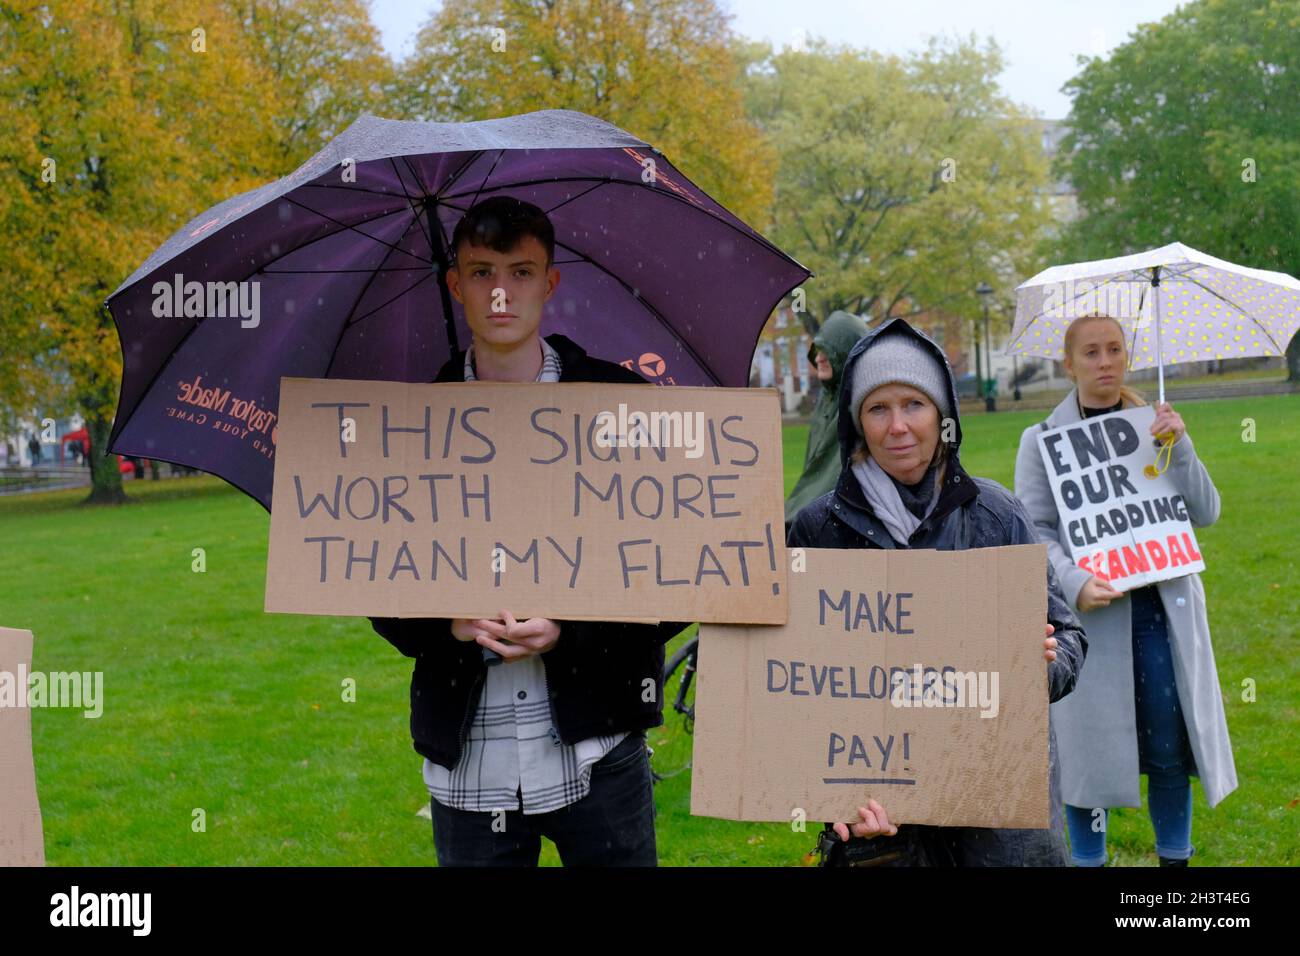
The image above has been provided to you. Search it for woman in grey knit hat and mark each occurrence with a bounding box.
[787,317,1088,866]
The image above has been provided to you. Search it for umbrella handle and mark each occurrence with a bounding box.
[1152,266,1165,406]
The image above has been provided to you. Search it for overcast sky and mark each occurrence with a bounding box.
[368,0,1187,118]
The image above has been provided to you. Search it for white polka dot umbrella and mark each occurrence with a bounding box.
[1008,242,1300,403]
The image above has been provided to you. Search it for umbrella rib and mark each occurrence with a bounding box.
[392,156,434,253]
[1126,282,1147,368]
[1014,271,1146,331]
[1181,274,1288,354]
[439,174,629,202]
[298,149,489,205]
[436,150,489,202]
[342,270,435,331]
[439,175,809,272]
[283,196,434,265]
[297,182,414,201]
[549,235,722,386]
[540,179,610,216]
[109,203,428,439]
[322,238,412,379]
[241,202,433,279]
[263,267,429,274]
[464,150,507,212]
[110,200,424,307]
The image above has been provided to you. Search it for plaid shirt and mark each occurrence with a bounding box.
[423,337,627,814]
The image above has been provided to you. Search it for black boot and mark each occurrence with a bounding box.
[1158,847,1194,867]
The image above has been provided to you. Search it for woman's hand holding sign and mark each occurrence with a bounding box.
[1077,577,1122,612]
[1043,622,1058,663]
[833,800,898,841]
[452,610,561,660]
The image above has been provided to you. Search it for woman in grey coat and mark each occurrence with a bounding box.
[1014,314,1237,866]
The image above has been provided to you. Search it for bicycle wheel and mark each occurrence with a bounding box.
[649,633,698,783]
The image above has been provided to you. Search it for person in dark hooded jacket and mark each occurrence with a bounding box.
[788,317,1087,866]
[784,310,870,531]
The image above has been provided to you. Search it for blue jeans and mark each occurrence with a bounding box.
[429,731,657,866]
[1066,587,1194,865]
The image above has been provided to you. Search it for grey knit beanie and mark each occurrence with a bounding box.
[849,333,952,436]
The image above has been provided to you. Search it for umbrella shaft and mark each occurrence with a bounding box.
[427,199,460,355]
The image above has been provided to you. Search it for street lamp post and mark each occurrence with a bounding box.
[1010,313,1022,401]
[976,282,996,412]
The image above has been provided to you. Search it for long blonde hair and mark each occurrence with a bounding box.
[1062,314,1147,408]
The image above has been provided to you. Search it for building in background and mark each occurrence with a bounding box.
[0,413,85,467]
[751,304,812,413]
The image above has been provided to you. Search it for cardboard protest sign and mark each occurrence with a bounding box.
[691,545,1049,828]
[266,378,787,623]
[0,627,45,866]
[1036,405,1205,591]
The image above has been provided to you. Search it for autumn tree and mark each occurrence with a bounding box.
[224,0,394,164]
[0,0,284,501]
[390,0,774,229]
[741,36,1052,337]
[0,0,394,502]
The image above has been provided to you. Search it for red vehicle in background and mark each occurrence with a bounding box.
[60,427,145,475]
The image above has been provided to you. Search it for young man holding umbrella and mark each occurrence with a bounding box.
[369,196,688,866]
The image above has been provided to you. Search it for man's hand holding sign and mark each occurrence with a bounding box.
[453,611,562,661]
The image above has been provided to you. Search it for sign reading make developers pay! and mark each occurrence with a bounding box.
[265,378,787,623]
[691,545,1050,828]
[1036,405,1204,591]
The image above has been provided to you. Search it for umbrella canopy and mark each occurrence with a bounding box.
[1008,241,1300,401]
[106,109,811,509]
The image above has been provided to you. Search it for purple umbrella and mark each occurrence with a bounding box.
[106,109,811,509]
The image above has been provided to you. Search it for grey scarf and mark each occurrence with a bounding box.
[850,455,942,546]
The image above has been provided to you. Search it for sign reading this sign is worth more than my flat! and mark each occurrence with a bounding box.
[265,378,787,623]
[691,545,1050,829]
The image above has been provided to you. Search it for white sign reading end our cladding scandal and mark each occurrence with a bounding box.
[265,378,787,624]
[1036,406,1205,591]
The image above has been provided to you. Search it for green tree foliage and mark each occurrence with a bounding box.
[1056,0,1300,377]
[390,0,775,229]
[741,36,1051,334]
[225,0,394,164]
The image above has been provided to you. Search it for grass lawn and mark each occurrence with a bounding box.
[1,393,1295,865]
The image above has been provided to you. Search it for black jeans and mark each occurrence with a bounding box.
[429,731,657,866]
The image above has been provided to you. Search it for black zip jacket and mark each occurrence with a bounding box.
[369,333,689,769]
